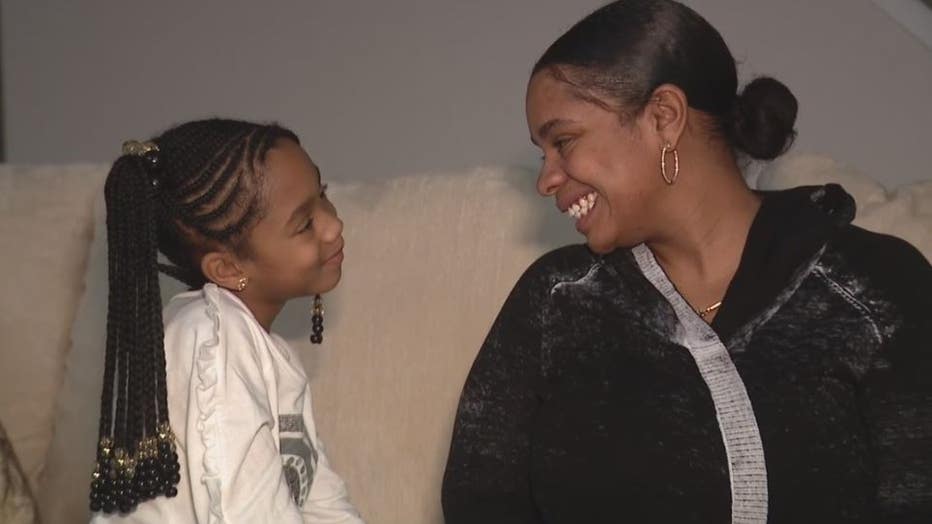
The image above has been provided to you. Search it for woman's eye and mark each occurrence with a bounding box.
[554,138,571,154]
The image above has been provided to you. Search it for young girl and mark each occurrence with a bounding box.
[89,119,364,523]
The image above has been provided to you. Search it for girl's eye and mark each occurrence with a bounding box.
[320,183,329,198]
[300,218,314,233]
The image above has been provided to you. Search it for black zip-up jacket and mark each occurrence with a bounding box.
[442,185,931,523]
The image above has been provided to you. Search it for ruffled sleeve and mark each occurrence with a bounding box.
[183,284,305,523]
[194,284,223,521]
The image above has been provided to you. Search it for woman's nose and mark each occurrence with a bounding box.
[537,157,566,197]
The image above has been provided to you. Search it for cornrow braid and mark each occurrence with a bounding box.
[90,119,299,515]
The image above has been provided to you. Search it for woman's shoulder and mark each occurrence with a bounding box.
[522,243,606,281]
[819,225,930,335]
[824,225,930,290]
[517,243,638,292]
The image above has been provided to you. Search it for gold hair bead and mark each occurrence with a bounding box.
[98,437,113,457]
[157,422,170,441]
[124,456,137,478]
[113,448,127,470]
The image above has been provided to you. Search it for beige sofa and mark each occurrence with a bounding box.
[0,155,929,524]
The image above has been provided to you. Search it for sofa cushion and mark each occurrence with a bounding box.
[0,165,105,494]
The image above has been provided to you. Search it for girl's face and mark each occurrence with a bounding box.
[240,139,344,302]
[526,71,668,253]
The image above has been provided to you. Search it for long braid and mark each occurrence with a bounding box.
[90,119,299,515]
[92,154,151,513]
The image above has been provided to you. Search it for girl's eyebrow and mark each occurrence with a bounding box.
[286,199,313,228]
[287,167,324,228]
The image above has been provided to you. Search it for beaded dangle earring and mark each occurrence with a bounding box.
[310,294,324,344]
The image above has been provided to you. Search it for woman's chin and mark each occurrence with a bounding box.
[586,242,615,255]
[584,232,617,255]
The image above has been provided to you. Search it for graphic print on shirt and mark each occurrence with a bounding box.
[279,414,318,507]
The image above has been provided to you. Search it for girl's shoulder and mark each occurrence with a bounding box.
[165,282,252,319]
[163,283,265,346]
[161,284,287,387]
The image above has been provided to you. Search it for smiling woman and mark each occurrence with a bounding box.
[442,1,932,522]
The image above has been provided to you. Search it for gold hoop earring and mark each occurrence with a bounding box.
[660,143,679,185]
[236,277,248,292]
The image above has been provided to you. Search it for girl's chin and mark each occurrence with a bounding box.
[309,270,342,295]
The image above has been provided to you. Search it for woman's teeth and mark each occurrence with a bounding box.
[567,192,597,219]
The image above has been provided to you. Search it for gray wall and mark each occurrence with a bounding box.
[3,0,931,186]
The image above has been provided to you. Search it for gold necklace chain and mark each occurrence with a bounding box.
[697,300,723,318]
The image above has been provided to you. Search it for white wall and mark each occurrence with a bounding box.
[3,0,931,187]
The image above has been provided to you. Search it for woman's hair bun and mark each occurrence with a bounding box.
[729,76,798,160]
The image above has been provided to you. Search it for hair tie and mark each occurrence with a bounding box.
[121,139,158,156]
[122,140,162,186]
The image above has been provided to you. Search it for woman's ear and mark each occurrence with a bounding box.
[647,84,688,148]
[200,251,246,291]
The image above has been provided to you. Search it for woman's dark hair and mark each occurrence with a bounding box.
[90,119,298,514]
[533,0,797,160]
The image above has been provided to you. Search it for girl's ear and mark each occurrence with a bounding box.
[200,251,246,291]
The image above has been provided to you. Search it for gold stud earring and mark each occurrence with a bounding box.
[236,277,248,292]
[660,142,679,185]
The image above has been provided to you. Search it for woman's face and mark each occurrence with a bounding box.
[526,71,667,253]
[241,139,344,302]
